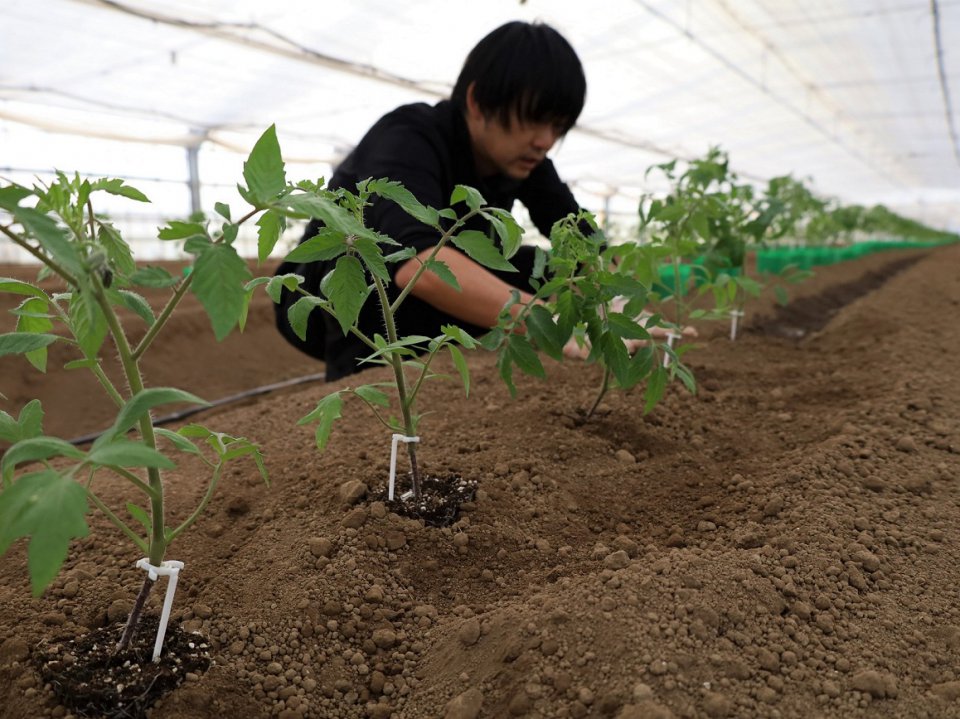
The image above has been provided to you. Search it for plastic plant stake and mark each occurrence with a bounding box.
[135,558,185,662]
[388,434,420,501]
[729,310,745,341]
[663,332,681,368]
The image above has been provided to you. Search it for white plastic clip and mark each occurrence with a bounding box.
[135,558,185,662]
[729,309,745,341]
[388,434,420,500]
[662,331,681,368]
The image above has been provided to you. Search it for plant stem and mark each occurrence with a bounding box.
[0,225,78,287]
[116,576,154,650]
[132,273,193,360]
[372,274,421,497]
[584,366,611,422]
[86,488,148,554]
[167,463,223,542]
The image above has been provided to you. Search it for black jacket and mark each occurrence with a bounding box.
[275,100,579,380]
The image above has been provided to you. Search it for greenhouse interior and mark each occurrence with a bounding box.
[1,1,959,718]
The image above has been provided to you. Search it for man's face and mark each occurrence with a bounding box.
[465,85,565,179]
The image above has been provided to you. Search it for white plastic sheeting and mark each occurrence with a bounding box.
[2,0,958,257]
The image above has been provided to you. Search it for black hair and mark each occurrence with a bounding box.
[451,21,586,134]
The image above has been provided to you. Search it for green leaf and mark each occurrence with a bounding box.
[532,246,547,280]
[451,230,517,272]
[129,266,178,288]
[424,260,460,291]
[96,223,137,277]
[285,195,389,245]
[367,179,440,227]
[0,400,43,444]
[243,125,286,205]
[644,366,668,413]
[0,278,47,299]
[323,255,371,335]
[89,178,150,203]
[256,209,285,263]
[214,202,231,220]
[298,392,343,451]
[191,243,252,340]
[264,273,302,304]
[284,227,348,264]
[484,209,523,259]
[68,288,107,359]
[11,207,83,278]
[105,387,209,442]
[599,332,632,387]
[287,296,325,341]
[0,470,90,596]
[440,324,477,349]
[63,358,97,370]
[525,304,565,360]
[447,344,470,396]
[15,297,53,372]
[155,427,202,455]
[354,237,389,282]
[86,440,175,470]
[184,236,213,255]
[353,385,390,407]
[554,291,578,340]
[506,334,546,378]
[0,332,58,358]
[450,185,485,211]
[126,502,151,533]
[0,412,17,444]
[111,289,155,327]
[158,221,207,241]
[1,437,85,486]
[606,312,651,340]
[384,247,418,264]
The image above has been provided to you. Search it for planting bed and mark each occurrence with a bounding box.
[1,244,959,719]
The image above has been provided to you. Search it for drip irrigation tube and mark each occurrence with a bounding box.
[66,371,327,446]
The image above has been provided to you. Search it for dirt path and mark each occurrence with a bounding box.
[1,245,958,718]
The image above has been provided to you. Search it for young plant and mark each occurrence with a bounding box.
[0,172,266,652]
[240,131,522,499]
[485,211,695,423]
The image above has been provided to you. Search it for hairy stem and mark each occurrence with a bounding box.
[116,576,154,650]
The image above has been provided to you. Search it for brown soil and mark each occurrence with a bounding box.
[1,246,959,719]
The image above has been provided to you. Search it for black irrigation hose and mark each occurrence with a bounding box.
[67,371,327,447]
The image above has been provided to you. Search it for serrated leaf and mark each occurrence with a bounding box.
[86,440,175,470]
[1,437,85,486]
[191,243,252,340]
[599,332,632,387]
[0,332,58,358]
[450,185,485,211]
[0,470,90,596]
[89,178,149,203]
[112,290,155,327]
[424,260,460,291]
[447,344,470,396]
[284,195,389,245]
[129,266,178,289]
[354,237,389,282]
[104,388,209,443]
[506,334,545,378]
[68,288,107,359]
[243,125,286,205]
[15,297,53,372]
[323,255,370,335]
[155,427,201,455]
[606,312,651,341]
[265,273,302,304]
[96,223,136,277]
[298,392,343,451]
[126,502,151,533]
[451,231,516,272]
[184,236,213,255]
[0,278,47,299]
[18,400,44,441]
[353,385,390,407]
[284,227,348,263]
[484,209,523,259]
[287,296,325,341]
[440,324,476,349]
[0,412,18,443]
[525,304,565,360]
[158,221,207,241]
[367,179,440,227]
[256,209,284,263]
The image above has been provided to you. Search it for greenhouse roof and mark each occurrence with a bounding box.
[2,0,959,230]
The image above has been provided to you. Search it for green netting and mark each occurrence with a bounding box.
[756,238,954,274]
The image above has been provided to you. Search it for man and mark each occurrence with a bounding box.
[275,21,590,380]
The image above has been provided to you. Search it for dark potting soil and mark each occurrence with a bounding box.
[34,615,210,719]
[377,474,477,527]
